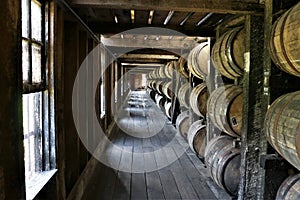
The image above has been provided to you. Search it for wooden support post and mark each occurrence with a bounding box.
[206,37,222,143]
[0,0,25,199]
[258,1,295,199]
[105,50,112,129]
[110,61,115,119]
[117,62,122,110]
[63,21,80,196]
[78,31,89,173]
[238,14,265,200]
[55,5,67,200]
[171,65,181,125]
[87,38,95,153]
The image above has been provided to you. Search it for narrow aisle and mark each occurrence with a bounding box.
[82,91,230,200]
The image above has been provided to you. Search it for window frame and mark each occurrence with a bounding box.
[21,0,56,199]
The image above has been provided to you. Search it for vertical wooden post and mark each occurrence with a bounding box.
[206,37,222,142]
[55,5,66,200]
[188,73,195,124]
[238,14,265,200]
[63,21,80,196]
[87,38,95,153]
[0,0,25,199]
[78,31,89,172]
[117,62,122,110]
[171,65,181,125]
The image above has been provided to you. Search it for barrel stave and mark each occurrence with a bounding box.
[176,111,190,139]
[276,173,300,200]
[269,2,300,77]
[212,27,245,79]
[207,85,242,137]
[204,135,241,196]
[190,83,208,117]
[265,91,300,171]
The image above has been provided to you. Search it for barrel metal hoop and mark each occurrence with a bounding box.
[205,136,225,176]
[219,86,241,136]
[225,90,242,137]
[192,45,205,78]
[280,174,300,200]
[220,30,236,79]
[225,27,243,76]
[279,7,300,74]
[295,121,300,165]
[211,85,232,130]
[272,92,299,156]
[195,43,208,76]
[212,141,234,188]
[218,149,240,195]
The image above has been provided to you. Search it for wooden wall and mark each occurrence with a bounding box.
[0,0,25,199]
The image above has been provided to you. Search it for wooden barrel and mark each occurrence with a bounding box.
[190,83,208,117]
[207,85,243,137]
[176,54,189,79]
[276,173,300,200]
[155,94,165,110]
[162,81,173,99]
[147,80,153,89]
[178,83,190,108]
[187,42,210,79]
[165,62,174,78]
[264,91,300,171]
[204,135,241,196]
[211,27,245,79]
[187,120,206,159]
[155,81,164,94]
[158,66,167,79]
[149,89,155,101]
[164,101,172,119]
[175,111,190,139]
[150,81,156,90]
[269,2,300,77]
[153,68,160,79]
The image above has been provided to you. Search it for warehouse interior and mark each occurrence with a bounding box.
[1,0,300,199]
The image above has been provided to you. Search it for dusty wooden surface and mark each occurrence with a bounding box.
[80,91,230,200]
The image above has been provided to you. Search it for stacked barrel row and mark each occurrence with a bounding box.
[265,90,300,199]
[266,3,300,199]
[150,2,300,197]
[175,38,243,197]
[146,54,192,119]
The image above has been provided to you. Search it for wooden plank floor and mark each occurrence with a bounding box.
[81,91,231,200]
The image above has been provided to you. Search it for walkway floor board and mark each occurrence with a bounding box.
[81,91,231,200]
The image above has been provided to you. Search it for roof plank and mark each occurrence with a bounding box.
[70,0,263,15]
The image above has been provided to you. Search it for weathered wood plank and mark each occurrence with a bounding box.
[164,147,199,199]
[0,0,25,199]
[131,173,147,200]
[175,151,217,200]
[112,171,131,200]
[102,37,196,50]
[238,14,266,200]
[63,21,80,195]
[152,148,182,199]
[70,0,264,14]
[55,6,67,199]
[143,147,165,199]
[78,30,90,173]
[257,0,273,199]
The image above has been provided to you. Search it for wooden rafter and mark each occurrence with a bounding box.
[70,0,263,15]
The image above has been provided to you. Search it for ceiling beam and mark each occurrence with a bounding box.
[119,54,178,60]
[122,63,164,67]
[101,37,196,49]
[89,23,216,37]
[70,0,263,15]
[118,58,169,63]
